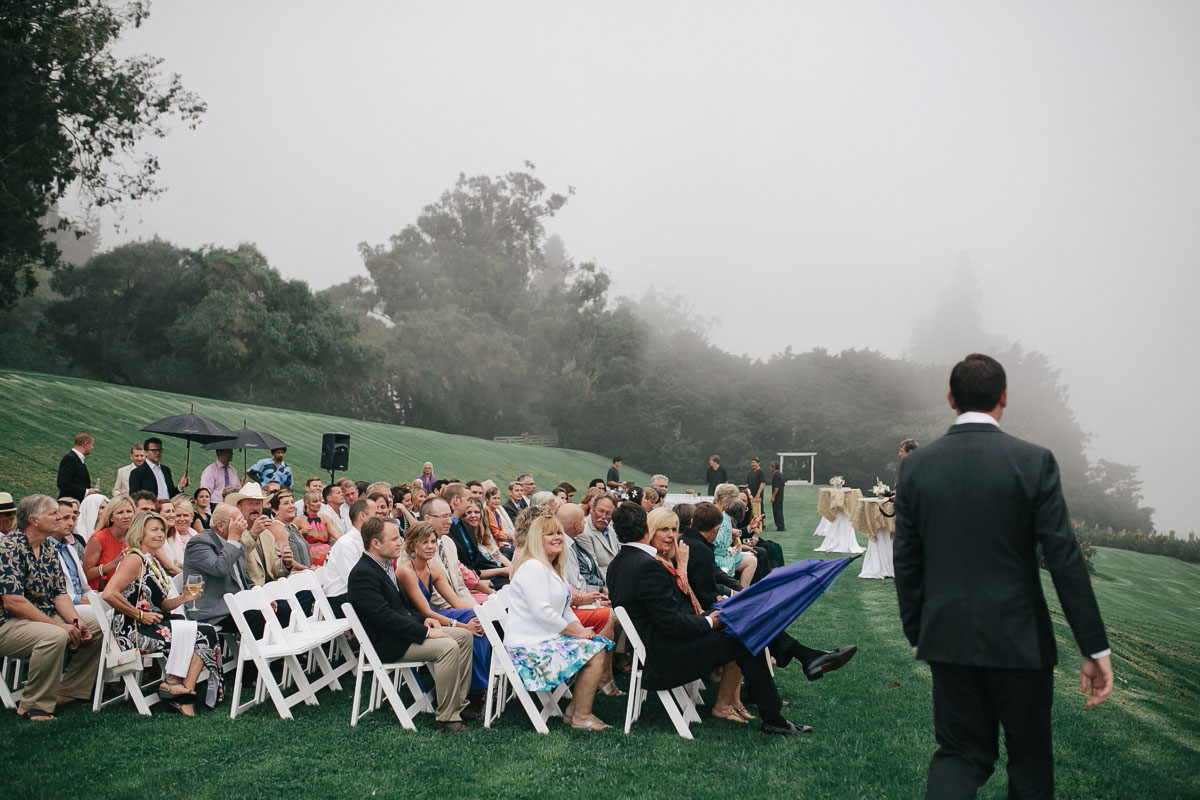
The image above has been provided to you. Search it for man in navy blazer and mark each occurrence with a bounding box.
[347,516,474,733]
[128,436,187,499]
[894,353,1112,798]
[56,432,95,502]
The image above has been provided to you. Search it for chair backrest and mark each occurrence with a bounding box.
[287,570,338,621]
[613,606,647,661]
[170,572,185,596]
[259,578,302,631]
[340,603,387,670]
[224,586,285,649]
[473,596,509,652]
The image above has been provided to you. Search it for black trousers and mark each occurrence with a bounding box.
[771,500,785,531]
[650,629,785,726]
[926,662,1054,800]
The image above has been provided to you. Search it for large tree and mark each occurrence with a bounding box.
[0,0,204,309]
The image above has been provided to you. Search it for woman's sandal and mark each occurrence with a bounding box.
[157,682,196,703]
[710,705,749,724]
[734,705,757,721]
[571,714,611,731]
[599,680,627,697]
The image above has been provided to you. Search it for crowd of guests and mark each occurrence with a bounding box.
[0,441,855,734]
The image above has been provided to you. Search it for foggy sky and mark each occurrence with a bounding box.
[88,1,1199,534]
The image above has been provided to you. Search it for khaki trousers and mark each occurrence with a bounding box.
[0,611,103,713]
[404,626,473,722]
[751,496,763,521]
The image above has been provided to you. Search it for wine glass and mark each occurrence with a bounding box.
[185,574,203,612]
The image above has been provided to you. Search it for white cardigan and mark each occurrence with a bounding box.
[504,559,574,648]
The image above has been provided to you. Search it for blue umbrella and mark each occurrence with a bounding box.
[713,556,858,655]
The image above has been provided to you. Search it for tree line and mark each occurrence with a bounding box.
[0,165,1157,536]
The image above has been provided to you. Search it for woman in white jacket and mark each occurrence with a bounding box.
[505,515,614,731]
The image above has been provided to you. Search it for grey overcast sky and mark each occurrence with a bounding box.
[90,1,1198,534]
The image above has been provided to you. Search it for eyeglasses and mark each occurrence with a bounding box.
[425,512,452,520]
[146,448,162,453]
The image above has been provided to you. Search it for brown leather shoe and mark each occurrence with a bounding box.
[434,720,469,734]
[460,707,481,722]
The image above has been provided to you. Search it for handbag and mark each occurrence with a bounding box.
[105,564,146,676]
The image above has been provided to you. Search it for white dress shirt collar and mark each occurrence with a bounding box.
[623,541,657,557]
[954,411,1000,427]
[72,447,87,463]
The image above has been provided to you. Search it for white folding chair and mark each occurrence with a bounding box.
[0,655,26,709]
[475,595,570,734]
[87,591,166,715]
[224,586,341,720]
[285,571,357,670]
[614,605,703,739]
[340,603,434,729]
[265,575,356,686]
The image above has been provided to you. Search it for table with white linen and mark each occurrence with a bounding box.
[851,496,895,578]
[813,487,865,554]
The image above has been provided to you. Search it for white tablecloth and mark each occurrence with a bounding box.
[814,512,865,554]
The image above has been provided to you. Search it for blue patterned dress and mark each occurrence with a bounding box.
[713,511,744,575]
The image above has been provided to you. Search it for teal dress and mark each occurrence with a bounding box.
[713,511,744,576]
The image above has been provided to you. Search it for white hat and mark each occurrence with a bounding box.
[227,483,267,505]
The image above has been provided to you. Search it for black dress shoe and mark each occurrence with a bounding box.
[460,707,481,722]
[434,720,469,734]
[804,645,857,681]
[760,720,813,735]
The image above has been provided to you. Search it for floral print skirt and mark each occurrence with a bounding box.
[507,635,613,692]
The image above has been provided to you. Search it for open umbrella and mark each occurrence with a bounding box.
[713,556,858,655]
[140,405,236,484]
[203,424,287,474]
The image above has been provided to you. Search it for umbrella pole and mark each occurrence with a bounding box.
[184,439,191,483]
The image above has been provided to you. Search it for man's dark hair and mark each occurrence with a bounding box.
[611,501,647,544]
[360,515,391,549]
[691,501,722,533]
[348,498,371,524]
[367,492,389,505]
[143,436,162,451]
[900,439,920,454]
[589,478,606,489]
[465,480,482,489]
[355,480,368,495]
[949,353,1007,412]
[322,485,339,502]
[130,490,157,506]
[770,461,779,470]
[556,481,576,494]
[611,456,622,464]
[673,502,694,529]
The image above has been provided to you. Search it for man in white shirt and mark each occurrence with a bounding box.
[321,498,371,616]
[52,500,90,608]
[112,443,145,496]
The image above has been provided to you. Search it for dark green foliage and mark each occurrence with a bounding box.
[0,0,204,307]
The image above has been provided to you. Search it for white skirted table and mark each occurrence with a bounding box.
[813,487,865,554]
[851,497,895,579]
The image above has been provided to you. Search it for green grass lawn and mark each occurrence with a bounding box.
[0,370,1197,798]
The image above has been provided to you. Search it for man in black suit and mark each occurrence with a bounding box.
[894,353,1112,798]
[128,436,188,499]
[348,516,474,733]
[56,432,96,502]
[606,502,810,736]
[501,480,526,524]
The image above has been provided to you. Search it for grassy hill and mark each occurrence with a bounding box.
[0,369,672,499]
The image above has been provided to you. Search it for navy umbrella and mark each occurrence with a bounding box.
[713,556,858,655]
[140,405,236,483]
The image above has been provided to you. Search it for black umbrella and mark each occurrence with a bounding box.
[140,405,236,483]
[203,425,288,474]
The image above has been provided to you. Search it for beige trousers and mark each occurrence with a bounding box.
[751,496,763,521]
[403,626,473,722]
[0,611,103,713]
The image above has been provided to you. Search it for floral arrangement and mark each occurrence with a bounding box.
[829,476,845,488]
[872,478,891,496]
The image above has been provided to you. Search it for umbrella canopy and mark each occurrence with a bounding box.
[140,408,236,482]
[203,428,287,452]
[713,556,857,655]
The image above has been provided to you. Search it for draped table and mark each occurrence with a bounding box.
[851,496,895,578]
[813,487,865,554]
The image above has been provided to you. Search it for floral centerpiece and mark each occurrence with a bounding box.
[829,475,845,488]
[871,477,891,497]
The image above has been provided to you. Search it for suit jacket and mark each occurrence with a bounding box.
[607,545,719,689]
[575,516,620,570]
[129,462,180,498]
[501,499,525,524]
[181,528,251,623]
[113,463,135,496]
[573,536,607,589]
[680,529,740,611]
[243,529,291,586]
[347,552,430,662]
[57,451,91,502]
[894,422,1109,670]
[449,519,485,574]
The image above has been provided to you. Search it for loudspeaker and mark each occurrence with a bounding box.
[320,432,350,472]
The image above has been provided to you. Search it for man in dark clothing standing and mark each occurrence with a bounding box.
[769,462,785,531]
[704,455,727,496]
[56,432,95,502]
[745,458,766,520]
[606,457,622,489]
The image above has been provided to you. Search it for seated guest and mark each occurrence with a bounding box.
[129,490,159,515]
[465,498,512,578]
[0,492,19,535]
[578,486,603,520]
[164,495,197,568]
[181,503,252,630]
[410,484,427,515]
[444,485,508,586]
[367,491,392,519]
[483,486,514,545]
[83,493,135,590]
[396,522,491,693]
[337,478,360,530]
[348,516,475,733]
[723,499,770,583]
[322,499,372,615]
[301,489,338,565]
[555,482,576,503]
[103,511,223,715]
[606,502,811,736]
[191,487,213,532]
[268,493,312,570]
[0,495,104,721]
[55,498,84,560]
[154,499,183,574]
[574,493,619,571]
[506,515,615,730]
[75,493,107,541]
[424,496,486,607]
[555,503,620,695]
[391,484,417,533]
[322,485,349,540]
[529,490,560,511]
[711,485,759,588]
[640,487,659,513]
[502,480,526,523]
[681,502,743,610]
[52,499,89,608]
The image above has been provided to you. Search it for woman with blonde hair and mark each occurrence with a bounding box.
[505,515,614,731]
[103,511,223,716]
[162,495,197,569]
[83,494,135,590]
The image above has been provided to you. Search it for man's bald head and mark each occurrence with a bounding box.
[556,503,585,538]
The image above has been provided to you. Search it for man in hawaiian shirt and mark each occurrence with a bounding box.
[249,448,293,489]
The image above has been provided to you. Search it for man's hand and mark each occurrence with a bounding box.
[1081,654,1113,708]
[249,515,270,536]
[707,610,723,630]
[423,618,442,630]
[61,621,82,646]
[228,515,247,539]
[178,475,189,490]
[73,618,92,641]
